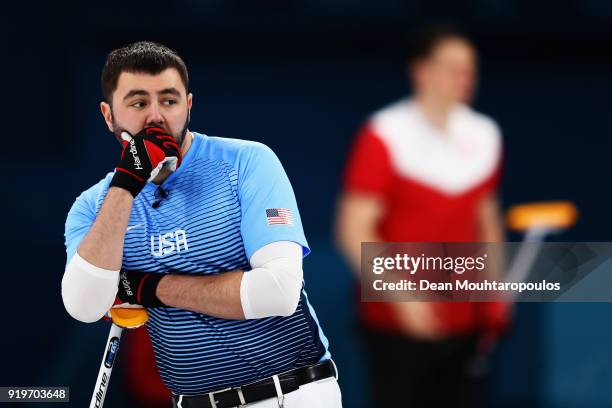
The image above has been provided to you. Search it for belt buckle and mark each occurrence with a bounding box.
[208,386,247,408]
[236,386,247,407]
[208,387,231,408]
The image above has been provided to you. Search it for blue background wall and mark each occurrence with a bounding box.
[1,1,612,406]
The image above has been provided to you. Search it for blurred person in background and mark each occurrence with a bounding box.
[336,25,509,407]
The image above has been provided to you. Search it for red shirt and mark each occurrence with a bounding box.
[344,99,506,335]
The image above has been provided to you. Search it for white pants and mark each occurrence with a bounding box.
[245,377,342,408]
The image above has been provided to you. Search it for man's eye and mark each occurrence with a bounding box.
[163,99,177,106]
[130,101,146,108]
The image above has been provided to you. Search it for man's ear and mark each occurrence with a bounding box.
[187,92,193,110]
[100,101,114,132]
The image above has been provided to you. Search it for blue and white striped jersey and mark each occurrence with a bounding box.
[64,132,331,395]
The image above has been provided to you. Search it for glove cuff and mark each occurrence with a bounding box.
[135,273,166,308]
[110,168,146,197]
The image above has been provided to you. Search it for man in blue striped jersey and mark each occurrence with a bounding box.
[61,41,342,408]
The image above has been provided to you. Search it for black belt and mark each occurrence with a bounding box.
[172,360,337,408]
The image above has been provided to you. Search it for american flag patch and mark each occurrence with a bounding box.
[266,208,293,225]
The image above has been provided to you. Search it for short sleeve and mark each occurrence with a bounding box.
[238,143,310,260]
[343,123,394,195]
[64,183,103,265]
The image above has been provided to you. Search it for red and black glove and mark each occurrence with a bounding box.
[116,270,166,308]
[110,126,182,197]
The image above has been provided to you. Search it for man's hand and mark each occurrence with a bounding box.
[117,270,166,307]
[110,126,182,197]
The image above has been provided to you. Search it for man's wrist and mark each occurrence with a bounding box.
[155,274,171,306]
[118,270,166,307]
[137,273,166,307]
[110,171,145,197]
[108,185,137,200]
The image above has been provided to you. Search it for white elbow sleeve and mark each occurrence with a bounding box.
[61,252,120,323]
[240,241,303,319]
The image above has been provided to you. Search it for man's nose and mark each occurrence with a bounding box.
[145,102,165,127]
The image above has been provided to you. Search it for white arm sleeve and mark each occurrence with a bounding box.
[240,241,303,319]
[61,252,120,323]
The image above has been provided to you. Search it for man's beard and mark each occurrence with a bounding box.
[111,111,191,150]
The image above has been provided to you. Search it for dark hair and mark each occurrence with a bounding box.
[101,41,189,102]
[409,24,473,64]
